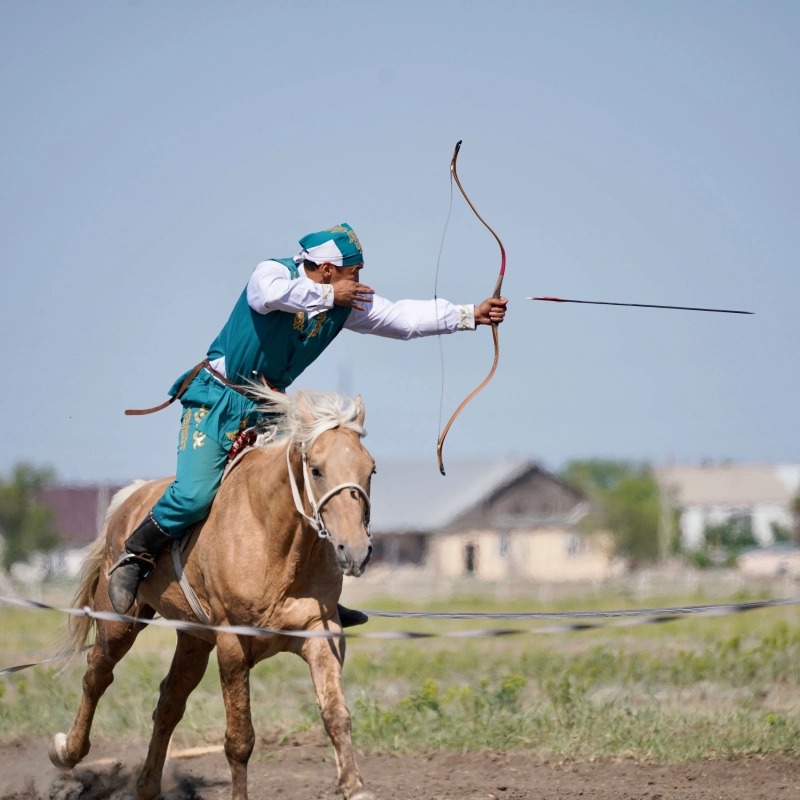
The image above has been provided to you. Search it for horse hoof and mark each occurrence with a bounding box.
[48,732,78,771]
[349,792,377,800]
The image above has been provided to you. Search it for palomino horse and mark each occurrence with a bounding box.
[50,389,376,800]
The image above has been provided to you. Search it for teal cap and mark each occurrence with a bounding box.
[298,223,363,267]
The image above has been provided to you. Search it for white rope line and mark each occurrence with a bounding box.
[2,594,800,677]
[0,645,92,676]
[360,597,800,619]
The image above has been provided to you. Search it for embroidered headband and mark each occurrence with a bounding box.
[295,223,363,268]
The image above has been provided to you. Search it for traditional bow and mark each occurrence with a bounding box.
[436,140,506,476]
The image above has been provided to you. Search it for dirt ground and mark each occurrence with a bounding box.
[1,739,800,800]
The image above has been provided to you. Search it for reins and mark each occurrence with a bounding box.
[285,441,371,540]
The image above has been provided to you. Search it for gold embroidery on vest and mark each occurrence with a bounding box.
[193,430,206,449]
[193,406,208,424]
[179,408,191,451]
[293,312,305,331]
[307,311,327,339]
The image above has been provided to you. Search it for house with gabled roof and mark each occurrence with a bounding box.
[369,458,612,582]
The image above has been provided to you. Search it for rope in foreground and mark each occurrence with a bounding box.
[2,594,800,677]
[362,598,800,619]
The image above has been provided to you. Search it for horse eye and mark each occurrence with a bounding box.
[311,466,323,479]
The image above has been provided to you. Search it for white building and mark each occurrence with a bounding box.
[658,463,800,549]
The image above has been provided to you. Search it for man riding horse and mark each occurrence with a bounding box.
[108,223,508,619]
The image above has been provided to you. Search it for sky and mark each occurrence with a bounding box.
[1,1,798,482]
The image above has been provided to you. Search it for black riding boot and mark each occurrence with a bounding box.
[107,512,172,615]
[337,604,368,628]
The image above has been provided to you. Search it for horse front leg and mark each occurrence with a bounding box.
[136,631,215,800]
[217,637,254,800]
[301,633,372,800]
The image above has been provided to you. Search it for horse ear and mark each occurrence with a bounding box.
[297,393,315,425]
[354,395,366,427]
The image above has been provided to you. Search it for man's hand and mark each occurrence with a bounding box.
[333,281,375,312]
[475,297,508,326]
[310,261,374,311]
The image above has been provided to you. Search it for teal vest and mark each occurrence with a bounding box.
[206,259,352,391]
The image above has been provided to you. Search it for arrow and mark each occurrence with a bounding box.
[528,297,753,315]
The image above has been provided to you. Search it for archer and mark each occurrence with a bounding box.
[109,223,507,619]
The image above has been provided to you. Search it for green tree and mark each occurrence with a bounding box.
[0,464,60,571]
[560,459,632,496]
[560,459,661,562]
[701,516,758,567]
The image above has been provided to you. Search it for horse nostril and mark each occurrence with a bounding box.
[337,544,345,552]
[361,545,373,569]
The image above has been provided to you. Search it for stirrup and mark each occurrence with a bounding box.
[107,551,157,579]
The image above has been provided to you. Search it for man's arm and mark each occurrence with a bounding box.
[343,295,476,340]
[247,261,334,315]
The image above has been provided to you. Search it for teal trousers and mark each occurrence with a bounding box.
[151,401,228,536]
[151,371,260,537]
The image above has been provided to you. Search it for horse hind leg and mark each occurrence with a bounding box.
[49,607,155,770]
[136,631,215,800]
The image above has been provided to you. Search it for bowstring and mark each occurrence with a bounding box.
[434,168,455,439]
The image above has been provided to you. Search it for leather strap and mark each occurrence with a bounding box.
[125,361,206,416]
[203,359,275,395]
[124,359,266,416]
[171,538,211,624]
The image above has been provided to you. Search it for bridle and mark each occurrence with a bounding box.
[285,441,371,540]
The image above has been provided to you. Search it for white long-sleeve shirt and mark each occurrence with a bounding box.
[245,260,476,340]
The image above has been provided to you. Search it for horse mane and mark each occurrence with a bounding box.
[247,386,366,453]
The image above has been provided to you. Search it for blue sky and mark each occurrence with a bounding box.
[1,1,798,481]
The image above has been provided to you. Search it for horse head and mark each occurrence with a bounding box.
[296,393,375,577]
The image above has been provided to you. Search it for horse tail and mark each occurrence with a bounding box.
[59,480,149,667]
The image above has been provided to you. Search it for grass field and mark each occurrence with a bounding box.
[2,577,800,763]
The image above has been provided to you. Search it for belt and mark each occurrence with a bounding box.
[125,359,270,416]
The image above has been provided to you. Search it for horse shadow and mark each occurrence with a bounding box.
[14,761,229,800]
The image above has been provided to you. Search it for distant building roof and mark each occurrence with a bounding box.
[37,484,125,546]
[370,458,585,534]
[658,463,800,508]
[33,460,588,545]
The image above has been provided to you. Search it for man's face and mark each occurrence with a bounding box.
[325,263,363,284]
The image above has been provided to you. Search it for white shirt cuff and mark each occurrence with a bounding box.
[318,284,334,309]
[458,304,476,331]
